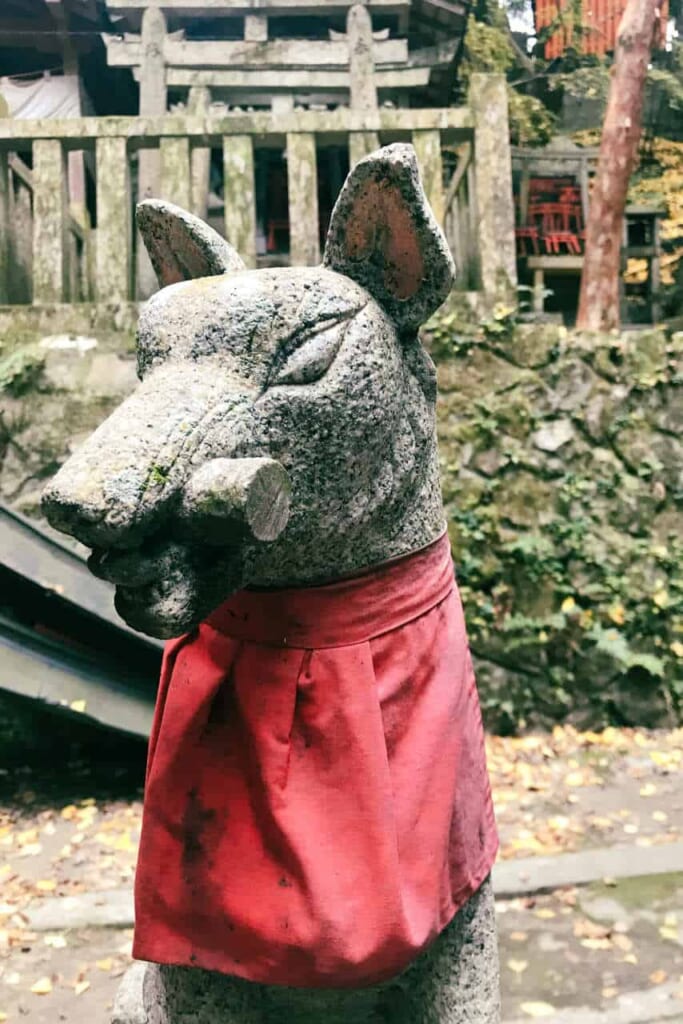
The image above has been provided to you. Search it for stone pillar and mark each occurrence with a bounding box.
[223,135,256,268]
[287,133,320,267]
[0,152,9,302]
[160,137,192,210]
[188,85,211,219]
[96,137,131,303]
[347,4,379,167]
[468,73,517,298]
[32,139,68,304]
[137,5,167,298]
[244,14,268,42]
[412,129,444,226]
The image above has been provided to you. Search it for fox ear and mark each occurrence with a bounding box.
[323,143,455,331]
[136,199,246,288]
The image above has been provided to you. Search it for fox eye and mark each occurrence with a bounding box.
[272,320,348,386]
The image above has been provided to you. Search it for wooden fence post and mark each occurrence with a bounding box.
[33,139,68,304]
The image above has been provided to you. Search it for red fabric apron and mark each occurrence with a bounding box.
[133,533,498,988]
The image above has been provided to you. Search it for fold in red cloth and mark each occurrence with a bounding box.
[133,533,498,988]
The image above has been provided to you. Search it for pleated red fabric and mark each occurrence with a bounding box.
[133,533,498,988]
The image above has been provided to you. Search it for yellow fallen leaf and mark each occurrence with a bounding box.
[113,832,134,853]
[561,597,577,614]
[622,953,638,964]
[608,604,625,625]
[535,908,556,919]
[70,700,87,714]
[510,931,528,942]
[653,588,669,609]
[665,913,678,926]
[31,977,53,995]
[640,783,657,797]
[44,934,67,949]
[36,880,57,893]
[0,1013,7,1022]
[74,980,90,996]
[602,986,618,998]
[96,958,113,972]
[660,925,680,942]
[521,1002,556,1018]
[671,641,683,658]
[581,937,612,950]
[650,969,668,984]
[652,811,668,823]
[507,959,528,974]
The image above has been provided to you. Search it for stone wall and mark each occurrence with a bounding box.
[0,306,137,517]
[2,306,682,733]
[431,310,683,732]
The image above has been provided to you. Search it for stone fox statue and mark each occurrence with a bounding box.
[42,145,500,1024]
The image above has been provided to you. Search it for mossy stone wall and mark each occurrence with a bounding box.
[432,316,683,733]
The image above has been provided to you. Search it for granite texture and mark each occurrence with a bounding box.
[42,144,455,639]
[112,877,500,1024]
[41,144,499,1021]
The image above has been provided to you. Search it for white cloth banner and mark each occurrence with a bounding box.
[0,73,82,119]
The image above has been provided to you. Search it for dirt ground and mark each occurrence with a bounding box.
[1,699,683,1022]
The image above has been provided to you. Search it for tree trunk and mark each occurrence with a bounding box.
[576,0,661,332]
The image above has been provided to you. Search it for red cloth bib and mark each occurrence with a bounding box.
[133,534,498,988]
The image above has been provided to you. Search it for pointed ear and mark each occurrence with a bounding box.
[136,199,246,288]
[323,144,455,331]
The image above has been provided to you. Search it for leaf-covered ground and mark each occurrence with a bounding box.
[1,704,683,1021]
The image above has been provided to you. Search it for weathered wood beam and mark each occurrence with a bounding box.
[104,37,408,69]
[0,107,473,146]
[105,0,409,12]
[287,133,320,266]
[162,67,431,89]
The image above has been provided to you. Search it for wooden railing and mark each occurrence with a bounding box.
[0,78,518,306]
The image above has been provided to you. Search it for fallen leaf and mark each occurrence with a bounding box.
[521,1002,556,1018]
[535,908,556,920]
[70,700,87,713]
[36,880,57,893]
[602,986,618,998]
[652,811,668,823]
[510,931,528,942]
[650,969,668,984]
[507,959,528,974]
[44,934,67,949]
[74,980,90,996]
[96,958,113,972]
[640,783,657,797]
[660,925,680,942]
[31,977,53,995]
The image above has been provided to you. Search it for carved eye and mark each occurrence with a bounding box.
[271,320,348,386]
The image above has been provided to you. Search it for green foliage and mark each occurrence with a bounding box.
[507,89,556,147]
[461,15,516,81]
[0,345,45,397]
[434,318,683,733]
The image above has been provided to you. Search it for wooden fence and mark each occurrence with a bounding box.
[0,85,515,305]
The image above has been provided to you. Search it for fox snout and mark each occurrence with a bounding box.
[42,365,291,554]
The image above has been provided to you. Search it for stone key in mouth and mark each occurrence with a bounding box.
[88,457,292,587]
